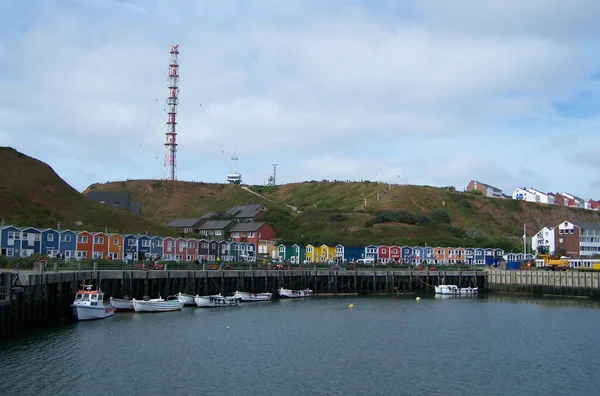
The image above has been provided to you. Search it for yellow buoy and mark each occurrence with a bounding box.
[416,297,421,301]
[348,304,355,309]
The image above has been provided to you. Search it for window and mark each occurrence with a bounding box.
[168,241,174,249]
[77,235,88,243]
[201,242,208,249]
[142,240,150,247]
[93,237,104,244]
[248,232,255,238]
[215,230,222,236]
[100,200,105,204]
[232,232,240,238]
[47,234,54,242]
[153,241,161,247]
[201,230,208,235]
[179,242,186,249]
[211,243,216,249]
[93,252,103,259]
[381,249,386,254]
[22,233,28,239]
[113,239,119,246]
[34,234,40,241]
[5,248,13,257]
[187,254,194,261]
[187,242,194,248]
[569,229,574,234]
[175,254,182,261]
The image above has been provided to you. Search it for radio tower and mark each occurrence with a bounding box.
[163,44,180,181]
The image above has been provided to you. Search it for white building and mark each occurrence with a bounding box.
[528,188,555,204]
[511,187,538,202]
[531,226,555,254]
[561,193,586,208]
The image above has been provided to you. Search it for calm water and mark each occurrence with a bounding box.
[1,295,600,396]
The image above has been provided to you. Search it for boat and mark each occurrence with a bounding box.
[278,287,313,298]
[132,295,184,312]
[109,296,134,311]
[233,290,273,302]
[434,285,479,295]
[71,285,115,321]
[176,292,196,306]
[194,294,239,307]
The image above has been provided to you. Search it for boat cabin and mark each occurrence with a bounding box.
[74,285,105,306]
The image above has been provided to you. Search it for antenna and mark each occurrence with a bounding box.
[226,152,242,184]
[163,44,180,181]
[272,164,277,185]
[231,153,238,174]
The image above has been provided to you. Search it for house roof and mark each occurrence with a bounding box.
[572,221,600,230]
[167,218,203,228]
[229,222,268,232]
[472,180,502,191]
[227,204,264,218]
[197,220,235,230]
[200,212,216,220]
[86,191,130,210]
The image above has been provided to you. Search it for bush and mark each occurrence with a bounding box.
[431,209,451,223]
[370,210,416,225]
[417,216,433,226]
[328,213,348,222]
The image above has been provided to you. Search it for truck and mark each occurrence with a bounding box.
[537,254,570,271]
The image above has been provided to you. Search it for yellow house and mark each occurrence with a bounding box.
[108,234,124,260]
[305,244,315,262]
[320,244,336,262]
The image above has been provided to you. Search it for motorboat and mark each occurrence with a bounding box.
[278,287,313,298]
[434,285,479,295]
[176,292,196,306]
[232,290,273,302]
[71,285,115,321]
[132,295,184,312]
[194,294,239,307]
[109,296,134,311]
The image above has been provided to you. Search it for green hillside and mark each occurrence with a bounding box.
[0,147,171,235]
[85,179,600,251]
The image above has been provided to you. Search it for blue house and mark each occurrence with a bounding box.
[0,225,21,257]
[150,236,163,258]
[41,228,60,257]
[19,227,42,257]
[423,247,434,264]
[343,246,364,263]
[473,248,485,265]
[123,234,138,261]
[246,243,256,262]
[364,245,377,262]
[229,242,240,261]
[464,248,475,265]
[138,235,151,260]
[401,246,412,264]
[412,246,425,264]
[59,230,77,261]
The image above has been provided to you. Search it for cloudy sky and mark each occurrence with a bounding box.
[1,0,600,199]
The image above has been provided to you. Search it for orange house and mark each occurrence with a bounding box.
[433,247,446,263]
[445,247,465,264]
[108,234,124,260]
[92,232,109,259]
[75,231,93,261]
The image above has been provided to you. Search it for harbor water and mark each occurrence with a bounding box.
[1,295,600,395]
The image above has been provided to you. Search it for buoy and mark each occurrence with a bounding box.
[416,297,421,301]
[348,304,355,309]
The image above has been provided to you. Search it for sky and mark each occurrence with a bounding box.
[1,0,600,199]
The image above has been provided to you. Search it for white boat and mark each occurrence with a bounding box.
[233,290,273,302]
[71,285,115,321]
[132,295,184,312]
[434,285,479,295]
[194,294,239,307]
[176,292,196,306]
[278,287,313,298]
[110,296,134,311]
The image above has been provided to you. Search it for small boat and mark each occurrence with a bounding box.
[110,296,134,311]
[71,285,115,321]
[132,295,184,312]
[278,287,313,298]
[194,294,239,307]
[233,290,273,302]
[176,292,196,306]
[434,285,479,295]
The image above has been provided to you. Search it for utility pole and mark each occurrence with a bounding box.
[272,164,278,185]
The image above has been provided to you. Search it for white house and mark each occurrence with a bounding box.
[511,187,538,202]
[531,226,555,254]
[561,193,586,208]
[528,188,555,204]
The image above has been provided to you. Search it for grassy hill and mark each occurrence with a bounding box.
[84,179,600,251]
[0,147,171,235]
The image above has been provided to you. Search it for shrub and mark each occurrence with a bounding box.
[328,213,348,222]
[370,210,416,225]
[431,209,451,223]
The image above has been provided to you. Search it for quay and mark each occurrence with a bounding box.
[486,269,600,298]
[0,267,482,338]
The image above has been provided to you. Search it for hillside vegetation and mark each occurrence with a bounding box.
[85,179,600,251]
[0,147,171,235]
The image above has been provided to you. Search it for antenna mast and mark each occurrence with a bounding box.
[163,44,179,181]
[272,164,277,185]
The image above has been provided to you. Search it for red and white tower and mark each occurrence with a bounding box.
[163,44,180,181]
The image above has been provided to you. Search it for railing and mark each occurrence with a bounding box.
[0,286,9,301]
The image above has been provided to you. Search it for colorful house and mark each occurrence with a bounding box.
[246,243,256,262]
[343,246,363,263]
[319,244,336,262]
[377,245,391,263]
[229,222,276,245]
[433,247,445,264]
[412,246,424,264]
[389,245,401,264]
[174,237,187,261]
[197,239,209,260]
[465,248,475,265]
[474,248,485,265]
[137,235,151,259]
[76,231,93,261]
[278,244,290,261]
[423,247,434,264]
[20,227,42,257]
[163,236,176,260]
[185,238,199,261]
[401,246,413,264]
[41,228,60,257]
[0,225,21,257]
[335,244,344,263]
[364,245,377,262]
[59,230,77,261]
[123,234,139,262]
[208,240,219,261]
[91,232,109,259]
[445,247,464,264]
[305,244,315,262]
[218,240,229,261]
[257,240,277,260]
[150,236,163,258]
[290,244,305,264]
[228,241,239,261]
[108,234,124,260]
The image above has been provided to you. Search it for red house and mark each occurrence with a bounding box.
[389,245,401,263]
[185,238,198,261]
[91,232,109,259]
[163,237,176,259]
[228,222,276,245]
[589,199,600,210]
[377,245,391,263]
[75,231,93,261]
[175,237,187,260]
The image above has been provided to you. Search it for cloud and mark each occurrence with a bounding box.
[1,0,600,201]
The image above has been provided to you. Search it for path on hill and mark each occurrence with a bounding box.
[241,186,300,213]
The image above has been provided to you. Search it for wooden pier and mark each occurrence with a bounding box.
[0,268,482,338]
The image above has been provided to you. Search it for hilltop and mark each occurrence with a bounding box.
[0,147,171,235]
[84,179,600,251]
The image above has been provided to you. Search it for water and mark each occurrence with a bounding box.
[1,296,600,396]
